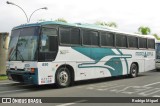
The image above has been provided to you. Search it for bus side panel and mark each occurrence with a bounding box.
[37,62,55,85]
[137,59,145,73]
[145,59,155,71]
[121,49,145,73]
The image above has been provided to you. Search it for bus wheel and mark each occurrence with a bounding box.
[56,67,71,88]
[129,63,138,78]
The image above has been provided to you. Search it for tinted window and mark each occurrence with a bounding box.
[116,34,127,47]
[101,32,114,46]
[148,39,155,49]
[83,30,99,46]
[128,36,138,48]
[71,28,80,45]
[60,27,70,44]
[83,30,91,45]
[91,31,99,46]
[139,38,147,48]
[40,28,57,52]
[39,27,58,61]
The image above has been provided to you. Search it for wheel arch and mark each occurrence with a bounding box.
[130,62,139,74]
[56,64,75,83]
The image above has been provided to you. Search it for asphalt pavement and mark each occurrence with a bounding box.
[0,70,160,106]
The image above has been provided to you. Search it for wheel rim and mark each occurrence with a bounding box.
[132,65,137,76]
[59,70,69,85]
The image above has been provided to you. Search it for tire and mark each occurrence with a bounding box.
[55,67,71,88]
[129,63,138,78]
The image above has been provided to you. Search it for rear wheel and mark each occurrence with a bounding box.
[129,63,138,78]
[55,67,71,88]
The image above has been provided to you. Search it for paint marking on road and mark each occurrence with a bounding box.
[97,85,125,91]
[0,82,19,85]
[56,100,87,106]
[152,95,160,97]
[119,86,151,94]
[0,89,28,94]
[139,88,160,96]
[86,84,117,90]
[143,82,160,87]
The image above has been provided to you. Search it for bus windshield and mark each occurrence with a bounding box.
[8,27,39,61]
[156,43,160,59]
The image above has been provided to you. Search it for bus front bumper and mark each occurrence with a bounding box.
[6,69,38,85]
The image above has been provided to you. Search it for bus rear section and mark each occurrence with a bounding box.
[156,42,160,70]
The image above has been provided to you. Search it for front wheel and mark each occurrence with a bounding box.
[55,67,71,88]
[129,63,138,78]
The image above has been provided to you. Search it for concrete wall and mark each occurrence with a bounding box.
[0,33,9,75]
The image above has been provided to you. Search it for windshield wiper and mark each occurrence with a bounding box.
[9,48,16,61]
[9,47,24,62]
[16,48,24,62]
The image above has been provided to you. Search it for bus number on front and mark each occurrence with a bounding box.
[42,63,48,66]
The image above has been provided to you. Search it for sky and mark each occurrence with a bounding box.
[0,0,160,36]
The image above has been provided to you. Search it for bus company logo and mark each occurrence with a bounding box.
[135,52,153,57]
[2,98,11,103]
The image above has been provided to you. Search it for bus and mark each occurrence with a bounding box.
[6,21,155,87]
[155,41,160,70]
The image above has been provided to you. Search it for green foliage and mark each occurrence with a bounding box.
[138,26,151,35]
[0,75,8,80]
[107,22,117,28]
[95,21,117,28]
[55,18,67,23]
[153,33,160,40]
[95,21,107,26]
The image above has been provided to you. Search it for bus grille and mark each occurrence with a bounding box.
[11,74,24,82]
[10,68,24,71]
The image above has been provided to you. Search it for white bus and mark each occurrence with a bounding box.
[6,21,155,87]
[155,41,160,69]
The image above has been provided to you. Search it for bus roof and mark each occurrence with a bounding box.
[13,21,155,39]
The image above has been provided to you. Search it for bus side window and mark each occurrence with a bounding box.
[39,27,58,61]
[139,38,147,49]
[40,28,57,52]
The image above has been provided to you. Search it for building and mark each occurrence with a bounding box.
[0,32,9,75]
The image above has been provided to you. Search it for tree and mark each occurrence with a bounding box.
[95,21,107,26]
[95,21,117,28]
[55,18,67,23]
[138,26,151,35]
[106,22,117,28]
[153,33,160,40]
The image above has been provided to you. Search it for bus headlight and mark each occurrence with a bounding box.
[6,66,10,70]
[24,68,35,73]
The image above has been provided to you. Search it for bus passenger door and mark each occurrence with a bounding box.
[38,27,58,85]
